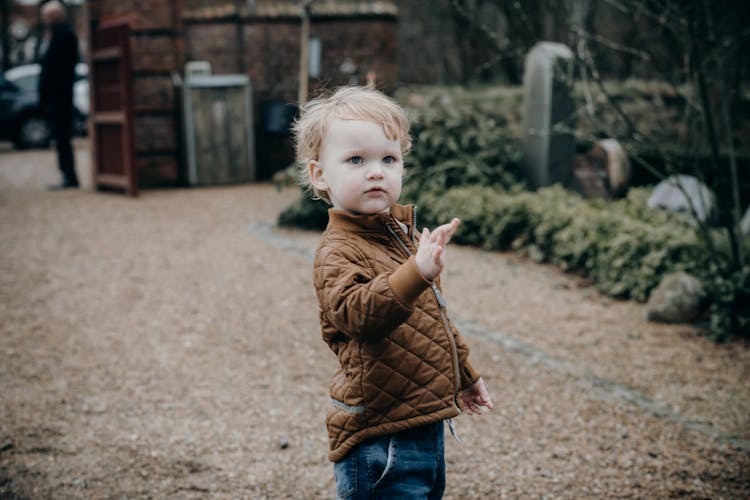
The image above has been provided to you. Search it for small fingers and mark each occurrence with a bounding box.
[473,393,493,412]
[436,218,460,245]
[466,401,482,415]
[432,246,443,265]
[445,218,460,241]
[483,395,495,410]
[436,227,447,247]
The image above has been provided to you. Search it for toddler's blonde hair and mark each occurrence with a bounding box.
[293,86,411,203]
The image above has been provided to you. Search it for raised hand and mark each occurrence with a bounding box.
[415,218,460,281]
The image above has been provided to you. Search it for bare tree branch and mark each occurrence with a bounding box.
[602,0,687,33]
[571,31,723,256]
[574,28,651,60]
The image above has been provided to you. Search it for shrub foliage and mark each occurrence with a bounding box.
[401,96,525,202]
[420,186,710,300]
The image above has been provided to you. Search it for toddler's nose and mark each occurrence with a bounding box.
[366,163,384,179]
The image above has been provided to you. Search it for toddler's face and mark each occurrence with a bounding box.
[310,118,404,215]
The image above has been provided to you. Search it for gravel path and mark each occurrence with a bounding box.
[1,142,748,498]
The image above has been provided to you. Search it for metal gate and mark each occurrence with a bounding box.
[89,20,137,196]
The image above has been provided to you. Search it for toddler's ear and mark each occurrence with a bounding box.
[309,160,327,191]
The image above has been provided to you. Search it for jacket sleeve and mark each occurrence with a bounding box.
[454,332,481,390]
[314,243,432,343]
[443,309,481,390]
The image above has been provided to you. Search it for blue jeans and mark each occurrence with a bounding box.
[334,421,445,499]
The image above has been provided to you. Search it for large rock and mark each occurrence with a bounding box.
[647,175,715,223]
[573,138,631,199]
[597,139,631,195]
[646,272,706,323]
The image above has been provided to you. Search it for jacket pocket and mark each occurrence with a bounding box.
[326,401,368,452]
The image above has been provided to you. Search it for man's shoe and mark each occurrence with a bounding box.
[47,181,79,190]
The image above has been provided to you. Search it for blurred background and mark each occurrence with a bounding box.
[2,1,747,176]
[1,0,749,338]
[1,3,749,497]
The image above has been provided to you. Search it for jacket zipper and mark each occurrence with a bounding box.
[385,211,463,413]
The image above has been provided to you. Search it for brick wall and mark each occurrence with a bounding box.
[186,15,398,178]
[240,21,301,102]
[185,23,240,75]
[186,17,398,103]
[311,18,398,92]
[88,0,398,186]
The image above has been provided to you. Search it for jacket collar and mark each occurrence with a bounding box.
[327,204,415,236]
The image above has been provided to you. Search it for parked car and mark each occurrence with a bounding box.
[0,72,53,149]
[2,62,89,144]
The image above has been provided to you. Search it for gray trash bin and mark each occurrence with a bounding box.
[178,74,256,186]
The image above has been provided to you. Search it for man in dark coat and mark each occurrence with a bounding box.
[39,0,80,189]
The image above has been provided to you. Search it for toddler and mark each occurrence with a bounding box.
[293,86,493,499]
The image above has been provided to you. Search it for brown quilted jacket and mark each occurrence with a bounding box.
[313,204,481,462]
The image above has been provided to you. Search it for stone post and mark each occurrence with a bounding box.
[521,42,575,189]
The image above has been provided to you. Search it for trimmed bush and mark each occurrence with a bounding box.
[420,185,710,302]
[709,265,750,342]
[277,195,329,231]
[401,96,526,204]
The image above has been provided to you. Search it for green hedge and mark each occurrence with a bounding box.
[709,265,750,342]
[401,95,526,203]
[419,185,710,302]
[277,194,329,230]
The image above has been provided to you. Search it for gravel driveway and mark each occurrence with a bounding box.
[1,142,748,498]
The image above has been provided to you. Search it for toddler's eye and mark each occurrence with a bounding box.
[383,156,396,164]
[348,156,363,165]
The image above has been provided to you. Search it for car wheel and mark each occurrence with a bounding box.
[16,113,52,149]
